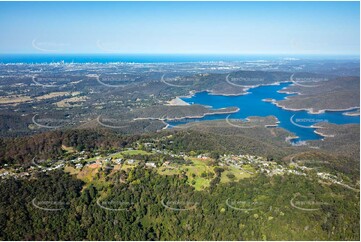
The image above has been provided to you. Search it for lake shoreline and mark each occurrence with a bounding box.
[176,81,360,116]
[264,98,360,115]
[134,107,240,122]
[167,82,359,141]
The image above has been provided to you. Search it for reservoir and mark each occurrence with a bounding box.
[167,83,360,142]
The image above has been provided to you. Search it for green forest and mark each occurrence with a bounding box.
[0,168,359,240]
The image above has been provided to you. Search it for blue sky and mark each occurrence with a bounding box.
[0,1,359,55]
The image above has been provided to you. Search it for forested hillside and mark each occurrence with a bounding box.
[0,169,359,240]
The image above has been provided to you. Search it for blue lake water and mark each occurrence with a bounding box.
[167,83,360,142]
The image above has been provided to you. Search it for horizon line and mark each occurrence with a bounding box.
[0,53,359,56]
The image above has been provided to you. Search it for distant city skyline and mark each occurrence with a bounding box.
[0,1,359,55]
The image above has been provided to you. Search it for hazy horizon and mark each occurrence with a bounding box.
[0,1,359,55]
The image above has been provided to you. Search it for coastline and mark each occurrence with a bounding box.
[269,98,360,115]
[161,81,359,141]
[265,119,280,128]
[172,82,360,120]
[313,129,335,138]
[207,80,291,96]
[175,80,292,100]
[133,107,240,122]
[343,110,360,116]
[180,89,250,98]
[166,97,190,106]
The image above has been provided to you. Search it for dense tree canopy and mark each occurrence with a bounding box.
[0,168,359,240]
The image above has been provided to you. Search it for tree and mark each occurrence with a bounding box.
[226,173,235,180]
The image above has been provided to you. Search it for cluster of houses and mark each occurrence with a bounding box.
[317,172,343,183]
[219,154,307,177]
[70,153,157,170]
[219,154,352,187]
[0,170,30,179]
[0,139,349,191]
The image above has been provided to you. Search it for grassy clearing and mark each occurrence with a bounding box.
[120,164,137,171]
[66,150,253,191]
[61,145,76,153]
[55,95,87,108]
[157,156,254,189]
[158,166,180,176]
[82,155,102,163]
[64,164,107,189]
[121,149,152,156]
[109,152,124,159]
[35,92,69,100]
[158,157,215,191]
[220,165,253,183]
[0,95,32,104]
[191,177,211,191]
[76,165,113,189]
[63,165,79,175]
[76,165,99,183]
[242,164,257,174]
